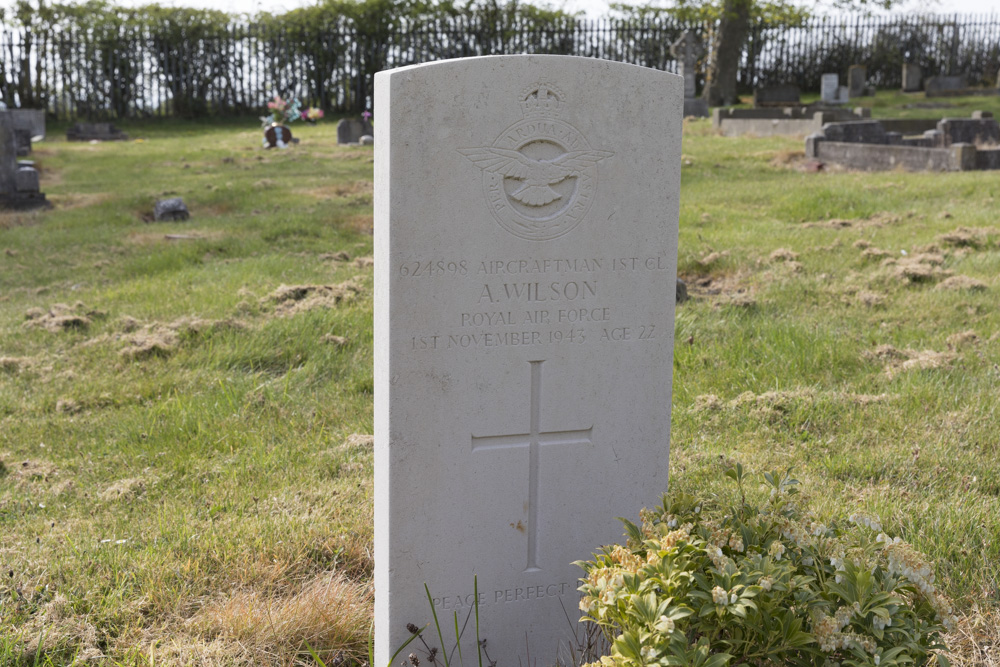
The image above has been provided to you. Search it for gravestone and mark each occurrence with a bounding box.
[848,65,867,97]
[375,56,681,667]
[821,74,840,103]
[925,75,966,96]
[66,122,128,141]
[8,109,45,142]
[153,197,190,221]
[670,31,708,117]
[337,117,374,144]
[0,112,47,210]
[753,84,800,107]
[902,64,923,92]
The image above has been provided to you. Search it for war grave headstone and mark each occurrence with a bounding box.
[337,117,374,144]
[374,55,682,667]
[670,31,708,118]
[66,122,128,142]
[0,111,48,210]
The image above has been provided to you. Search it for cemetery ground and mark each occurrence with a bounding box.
[0,95,999,665]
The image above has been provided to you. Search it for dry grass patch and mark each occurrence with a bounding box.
[864,344,958,378]
[946,330,980,349]
[802,211,904,230]
[23,302,100,333]
[190,572,371,665]
[937,226,997,249]
[46,192,111,211]
[768,248,799,263]
[125,229,226,246]
[691,388,893,413]
[113,316,246,360]
[936,275,988,292]
[880,253,952,284]
[0,356,32,373]
[947,606,1000,667]
[856,290,886,307]
[261,279,364,317]
[100,476,151,502]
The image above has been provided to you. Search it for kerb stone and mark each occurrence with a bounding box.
[375,55,681,667]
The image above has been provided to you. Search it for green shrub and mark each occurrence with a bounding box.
[576,466,956,667]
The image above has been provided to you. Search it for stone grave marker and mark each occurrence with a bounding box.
[374,55,681,667]
[848,65,867,97]
[337,117,374,144]
[153,197,190,221]
[670,31,708,117]
[821,74,840,103]
[925,75,966,96]
[902,64,923,92]
[0,112,47,210]
[66,122,128,141]
[753,84,800,107]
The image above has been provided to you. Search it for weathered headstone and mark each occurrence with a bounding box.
[337,117,374,144]
[753,84,800,107]
[848,65,867,97]
[670,31,708,117]
[821,74,840,103]
[925,75,966,96]
[375,56,681,667]
[902,64,923,92]
[153,197,190,221]
[8,109,45,142]
[66,122,128,141]
[0,112,47,210]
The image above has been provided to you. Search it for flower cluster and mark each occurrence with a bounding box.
[260,94,323,128]
[576,467,954,667]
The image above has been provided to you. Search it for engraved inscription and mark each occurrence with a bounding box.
[471,361,592,572]
[400,254,668,351]
[430,582,575,610]
[459,84,614,241]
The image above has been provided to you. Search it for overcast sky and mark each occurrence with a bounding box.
[30,0,998,18]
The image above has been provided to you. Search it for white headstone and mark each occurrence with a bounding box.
[374,55,682,667]
[821,74,840,103]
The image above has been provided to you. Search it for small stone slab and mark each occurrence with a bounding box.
[153,198,190,222]
[66,122,128,142]
[375,56,682,667]
[336,118,374,144]
[753,84,801,107]
[937,117,1000,146]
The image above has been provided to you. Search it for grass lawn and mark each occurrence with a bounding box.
[1,95,999,665]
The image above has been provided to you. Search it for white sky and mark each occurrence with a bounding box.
[36,0,999,18]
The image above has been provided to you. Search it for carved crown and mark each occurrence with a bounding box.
[520,84,563,118]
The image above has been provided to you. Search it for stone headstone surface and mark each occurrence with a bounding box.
[153,197,190,221]
[374,56,681,667]
[902,64,923,92]
[337,117,374,144]
[937,117,1000,146]
[670,31,704,100]
[848,65,867,97]
[821,74,840,103]
[8,109,45,141]
[0,112,47,210]
[753,84,800,107]
[822,120,888,144]
[66,122,128,141]
[925,75,966,95]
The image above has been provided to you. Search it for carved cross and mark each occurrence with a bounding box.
[471,360,592,573]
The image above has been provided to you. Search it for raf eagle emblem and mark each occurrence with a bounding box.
[458,147,613,207]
